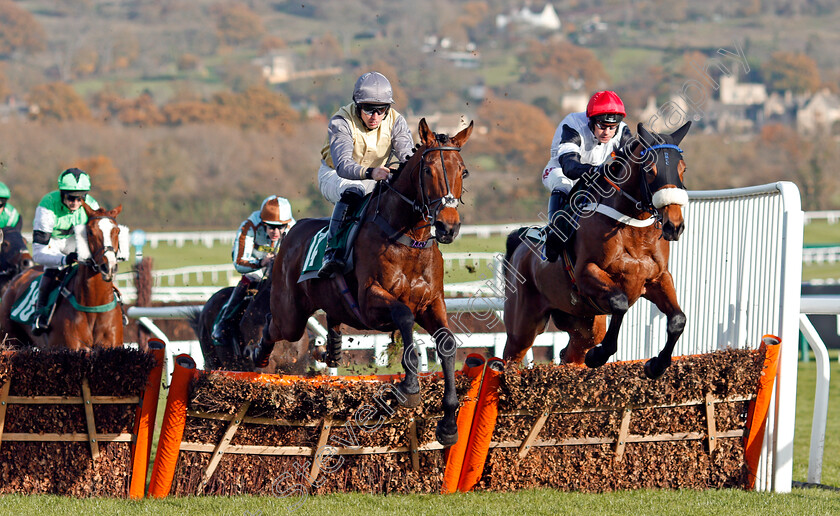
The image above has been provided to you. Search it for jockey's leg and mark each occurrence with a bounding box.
[544,189,571,263]
[318,187,364,278]
[32,268,60,335]
[212,275,252,352]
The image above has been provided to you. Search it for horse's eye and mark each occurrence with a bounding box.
[423,166,432,175]
[462,169,469,179]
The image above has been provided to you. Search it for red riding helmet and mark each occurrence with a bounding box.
[586,91,626,125]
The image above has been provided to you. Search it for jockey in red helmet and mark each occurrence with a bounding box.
[540,91,632,262]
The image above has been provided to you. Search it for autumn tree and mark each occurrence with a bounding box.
[212,85,298,132]
[73,155,126,206]
[762,52,821,94]
[213,3,265,47]
[519,40,609,92]
[0,1,46,56]
[474,94,554,174]
[27,82,91,122]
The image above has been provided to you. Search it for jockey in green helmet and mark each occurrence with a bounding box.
[30,168,100,334]
[0,182,22,232]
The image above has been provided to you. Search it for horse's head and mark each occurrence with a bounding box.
[77,203,129,282]
[407,118,474,244]
[0,228,34,276]
[621,121,691,241]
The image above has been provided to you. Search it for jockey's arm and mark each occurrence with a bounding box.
[31,206,68,268]
[389,114,414,162]
[232,222,262,274]
[554,125,592,181]
[328,117,369,181]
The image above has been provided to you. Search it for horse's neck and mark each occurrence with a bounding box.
[598,166,646,217]
[72,266,112,304]
[375,169,431,242]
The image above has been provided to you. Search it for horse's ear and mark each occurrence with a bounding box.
[450,121,474,148]
[668,121,692,145]
[82,202,95,218]
[110,205,123,218]
[418,117,436,147]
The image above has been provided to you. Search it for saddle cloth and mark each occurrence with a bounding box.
[9,275,62,325]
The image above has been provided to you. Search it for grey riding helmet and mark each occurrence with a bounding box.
[352,72,394,105]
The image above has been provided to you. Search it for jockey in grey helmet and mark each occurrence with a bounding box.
[316,71,414,278]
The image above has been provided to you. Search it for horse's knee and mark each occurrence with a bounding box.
[667,312,686,333]
[608,292,629,314]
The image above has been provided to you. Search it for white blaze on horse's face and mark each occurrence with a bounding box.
[96,217,119,280]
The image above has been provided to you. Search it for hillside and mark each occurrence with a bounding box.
[0,0,838,228]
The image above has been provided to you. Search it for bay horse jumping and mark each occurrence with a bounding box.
[0,203,128,350]
[504,122,691,379]
[190,278,317,373]
[0,228,34,295]
[247,118,473,446]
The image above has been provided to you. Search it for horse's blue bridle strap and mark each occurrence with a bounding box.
[640,144,683,156]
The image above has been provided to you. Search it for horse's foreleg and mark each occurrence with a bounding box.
[503,291,549,365]
[416,300,459,447]
[583,291,629,368]
[325,317,342,368]
[642,273,686,379]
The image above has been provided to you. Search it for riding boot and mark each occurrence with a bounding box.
[318,198,356,278]
[211,278,250,352]
[32,270,59,335]
[544,189,569,263]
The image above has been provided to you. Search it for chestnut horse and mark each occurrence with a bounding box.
[190,278,317,373]
[504,122,691,379]
[247,118,473,446]
[0,228,34,295]
[0,204,128,350]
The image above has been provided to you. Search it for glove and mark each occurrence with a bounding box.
[64,252,78,266]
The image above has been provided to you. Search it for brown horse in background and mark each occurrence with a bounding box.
[504,122,691,379]
[0,204,127,350]
[0,228,34,295]
[247,118,473,446]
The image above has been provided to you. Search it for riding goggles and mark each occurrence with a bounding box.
[594,121,619,131]
[359,104,390,116]
[62,193,86,203]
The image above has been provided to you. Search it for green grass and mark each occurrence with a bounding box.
[0,485,838,514]
[795,353,840,486]
[804,221,840,246]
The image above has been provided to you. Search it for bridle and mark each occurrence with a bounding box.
[85,214,119,276]
[380,136,465,231]
[600,143,686,224]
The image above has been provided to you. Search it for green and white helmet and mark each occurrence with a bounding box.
[0,181,10,199]
[58,168,91,193]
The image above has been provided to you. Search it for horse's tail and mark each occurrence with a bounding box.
[186,306,202,339]
[505,227,530,262]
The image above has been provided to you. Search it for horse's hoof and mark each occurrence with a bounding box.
[436,423,458,447]
[584,346,609,368]
[643,359,667,380]
[394,381,420,407]
[400,391,421,408]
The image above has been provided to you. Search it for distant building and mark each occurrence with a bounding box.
[560,93,587,114]
[719,75,767,106]
[496,3,561,31]
[797,88,840,135]
[254,53,341,84]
